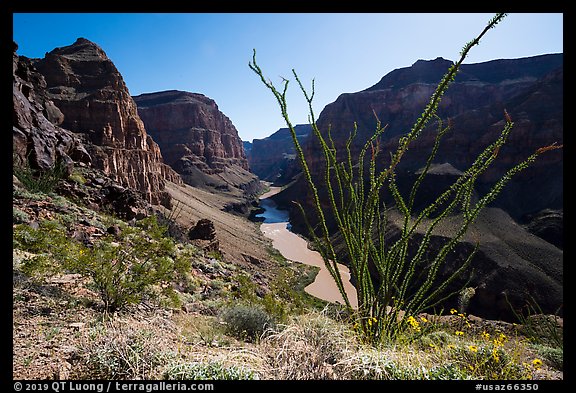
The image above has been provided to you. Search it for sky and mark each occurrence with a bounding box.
[12,13,563,142]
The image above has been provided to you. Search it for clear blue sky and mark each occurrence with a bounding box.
[13,13,563,142]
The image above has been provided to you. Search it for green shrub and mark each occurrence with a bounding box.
[415,330,454,350]
[12,207,30,224]
[14,215,191,312]
[451,343,526,380]
[340,351,468,380]
[67,218,191,312]
[220,304,275,342]
[13,220,77,279]
[13,157,68,194]
[69,169,87,185]
[163,361,258,380]
[250,13,562,343]
[533,344,563,371]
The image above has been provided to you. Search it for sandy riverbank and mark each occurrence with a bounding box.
[258,187,358,308]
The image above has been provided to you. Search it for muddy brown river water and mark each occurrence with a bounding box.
[257,187,358,308]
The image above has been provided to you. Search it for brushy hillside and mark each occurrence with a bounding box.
[12,166,563,381]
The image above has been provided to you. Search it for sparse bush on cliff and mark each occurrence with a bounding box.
[250,13,562,343]
[13,155,68,194]
[14,215,193,312]
[219,303,275,342]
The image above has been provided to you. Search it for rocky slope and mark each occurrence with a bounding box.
[29,38,180,206]
[133,90,261,201]
[247,124,311,185]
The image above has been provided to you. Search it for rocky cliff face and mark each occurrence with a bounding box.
[248,124,311,185]
[13,41,90,173]
[30,38,180,206]
[133,90,248,171]
[133,90,260,197]
[305,54,563,220]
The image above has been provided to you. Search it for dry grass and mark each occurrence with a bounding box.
[259,310,355,379]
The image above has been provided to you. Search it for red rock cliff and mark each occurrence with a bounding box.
[32,38,181,205]
[133,90,249,173]
[133,90,260,198]
[306,55,563,220]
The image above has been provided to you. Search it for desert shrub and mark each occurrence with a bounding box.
[79,324,175,379]
[68,168,87,185]
[261,311,354,379]
[13,157,68,194]
[13,220,77,279]
[250,13,562,343]
[163,361,258,380]
[415,330,454,350]
[219,303,275,342]
[14,215,191,312]
[67,217,191,312]
[450,343,528,380]
[532,344,563,371]
[12,207,30,224]
[339,351,467,380]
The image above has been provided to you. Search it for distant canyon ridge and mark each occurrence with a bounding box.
[133,90,260,199]
[249,54,562,223]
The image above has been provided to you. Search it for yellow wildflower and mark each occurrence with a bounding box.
[419,316,428,323]
[407,316,421,332]
[455,331,464,336]
[469,345,479,353]
[481,331,490,340]
[532,359,543,369]
[450,308,458,314]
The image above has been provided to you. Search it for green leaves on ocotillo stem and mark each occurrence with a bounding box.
[249,12,561,343]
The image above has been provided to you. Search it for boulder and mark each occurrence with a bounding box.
[188,218,217,241]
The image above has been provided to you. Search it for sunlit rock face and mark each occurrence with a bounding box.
[32,38,180,206]
[133,90,260,196]
[134,90,248,171]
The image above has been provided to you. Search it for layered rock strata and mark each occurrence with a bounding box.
[133,90,260,197]
[31,38,180,206]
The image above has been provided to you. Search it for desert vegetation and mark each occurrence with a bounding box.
[12,160,563,381]
[250,12,562,344]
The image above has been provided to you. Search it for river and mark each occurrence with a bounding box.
[257,187,358,308]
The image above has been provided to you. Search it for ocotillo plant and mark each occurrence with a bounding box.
[250,13,561,343]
